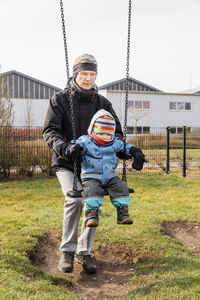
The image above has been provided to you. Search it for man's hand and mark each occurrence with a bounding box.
[130,146,147,171]
[64,143,83,159]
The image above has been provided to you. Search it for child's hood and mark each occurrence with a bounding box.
[87,109,115,135]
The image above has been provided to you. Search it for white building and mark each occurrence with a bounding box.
[0,70,61,126]
[1,71,200,133]
[99,78,200,134]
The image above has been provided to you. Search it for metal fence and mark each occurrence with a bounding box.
[0,126,199,180]
[0,127,52,180]
[126,126,200,178]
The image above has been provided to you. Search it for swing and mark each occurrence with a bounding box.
[59,0,134,198]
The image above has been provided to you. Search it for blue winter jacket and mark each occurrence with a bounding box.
[75,135,133,184]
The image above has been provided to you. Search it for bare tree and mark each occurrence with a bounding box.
[23,93,35,126]
[128,104,149,133]
[0,76,14,126]
[130,109,150,134]
[128,103,150,146]
[0,71,16,178]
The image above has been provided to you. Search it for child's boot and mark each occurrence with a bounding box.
[86,209,99,227]
[117,207,133,224]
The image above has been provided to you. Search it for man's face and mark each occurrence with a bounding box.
[76,70,96,90]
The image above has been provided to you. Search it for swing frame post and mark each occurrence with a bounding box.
[166,126,170,174]
[182,126,187,177]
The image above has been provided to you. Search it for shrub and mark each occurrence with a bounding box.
[0,127,20,178]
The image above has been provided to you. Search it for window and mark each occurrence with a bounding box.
[136,126,142,134]
[169,127,191,134]
[170,102,176,110]
[143,126,150,134]
[127,126,150,134]
[128,100,150,111]
[170,127,176,134]
[177,127,183,134]
[177,102,184,110]
[143,101,150,109]
[185,102,191,110]
[170,101,191,111]
[135,101,142,109]
[128,101,134,110]
[127,126,134,134]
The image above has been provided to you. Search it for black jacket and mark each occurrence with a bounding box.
[43,86,123,172]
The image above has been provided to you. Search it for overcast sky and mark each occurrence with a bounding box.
[0,0,200,92]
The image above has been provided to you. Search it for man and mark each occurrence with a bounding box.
[43,54,123,274]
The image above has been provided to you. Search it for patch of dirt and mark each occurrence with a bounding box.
[162,220,200,254]
[29,231,142,300]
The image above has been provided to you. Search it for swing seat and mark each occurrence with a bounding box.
[128,187,134,193]
[67,187,134,198]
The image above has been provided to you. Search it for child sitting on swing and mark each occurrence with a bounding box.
[65,109,146,227]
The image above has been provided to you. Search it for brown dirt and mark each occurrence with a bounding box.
[29,221,200,299]
[162,220,200,254]
[29,231,142,300]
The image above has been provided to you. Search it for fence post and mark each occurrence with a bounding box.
[166,127,170,174]
[182,126,186,177]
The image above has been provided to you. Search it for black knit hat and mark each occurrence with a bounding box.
[72,54,97,78]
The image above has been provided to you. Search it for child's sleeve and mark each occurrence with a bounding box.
[114,137,134,158]
[73,135,88,155]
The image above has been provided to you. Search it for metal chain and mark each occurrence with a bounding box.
[122,0,132,182]
[60,0,132,186]
[60,0,78,191]
[60,0,70,80]
[68,91,79,191]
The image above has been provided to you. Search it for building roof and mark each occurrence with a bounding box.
[99,77,163,92]
[0,70,61,91]
[178,87,200,94]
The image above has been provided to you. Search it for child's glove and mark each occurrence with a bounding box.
[117,150,131,160]
[64,143,83,159]
[130,146,147,171]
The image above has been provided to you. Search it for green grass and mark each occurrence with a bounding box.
[0,175,200,299]
[144,148,200,160]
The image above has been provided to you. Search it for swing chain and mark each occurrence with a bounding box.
[68,89,79,191]
[59,0,132,189]
[60,0,70,80]
[60,0,78,191]
[124,0,132,140]
[122,0,132,182]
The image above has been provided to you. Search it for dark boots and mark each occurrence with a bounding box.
[86,207,132,226]
[75,254,97,274]
[58,252,97,274]
[86,209,99,227]
[58,251,74,273]
[117,207,133,224]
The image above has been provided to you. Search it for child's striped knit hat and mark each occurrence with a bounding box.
[92,115,116,137]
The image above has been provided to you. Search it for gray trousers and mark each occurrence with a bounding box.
[56,169,100,255]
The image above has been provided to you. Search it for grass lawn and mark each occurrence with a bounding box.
[0,174,200,299]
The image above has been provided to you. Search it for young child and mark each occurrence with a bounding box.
[65,109,146,227]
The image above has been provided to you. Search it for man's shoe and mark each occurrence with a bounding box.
[117,207,133,224]
[75,254,97,274]
[58,251,74,273]
[86,209,99,227]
